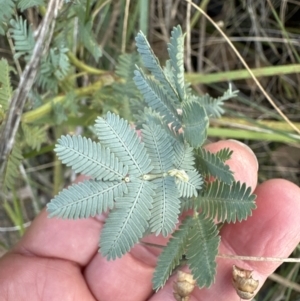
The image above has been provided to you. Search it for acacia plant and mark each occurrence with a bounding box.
[47,26,257,291]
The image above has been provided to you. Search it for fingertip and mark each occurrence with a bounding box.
[255,178,300,206]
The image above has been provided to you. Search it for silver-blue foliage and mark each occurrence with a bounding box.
[134,68,182,131]
[47,180,127,219]
[46,25,256,292]
[95,111,153,177]
[55,135,128,181]
[0,0,15,35]
[141,121,174,173]
[100,179,155,260]
[150,176,181,237]
[167,25,186,102]
[198,180,257,223]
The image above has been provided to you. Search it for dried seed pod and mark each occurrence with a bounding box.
[173,271,196,301]
[232,265,259,300]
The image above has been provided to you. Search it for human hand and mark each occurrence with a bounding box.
[0,139,299,301]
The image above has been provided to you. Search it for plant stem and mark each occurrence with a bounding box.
[68,52,106,75]
[22,79,108,124]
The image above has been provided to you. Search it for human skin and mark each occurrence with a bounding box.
[0,139,299,301]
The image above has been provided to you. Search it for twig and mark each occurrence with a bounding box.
[0,0,63,176]
[218,253,300,263]
[139,242,300,263]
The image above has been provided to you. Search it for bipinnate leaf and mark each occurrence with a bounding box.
[215,147,233,162]
[198,181,257,222]
[116,53,140,79]
[136,108,180,145]
[192,94,224,118]
[10,16,35,59]
[153,214,220,290]
[0,0,15,35]
[182,100,208,148]
[95,111,153,177]
[196,148,234,184]
[55,135,128,181]
[17,0,45,11]
[133,68,181,131]
[164,60,193,102]
[186,213,220,288]
[100,179,154,260]
[134,107,163,130]
[173,141,195,171]
[47,180,127,219]
[22,123,46,151]
[176,170,203,198]
[167,25,185,102]
[141,121,174,173]
[49,46,70,80]
[35,46,70,92]
[180,198,195,213]
[163,60,176,93]
[37,57,59,92]
[115,53,141,99]
[2,143,23,191]
[150,176,180,237]
[0,59,13,111]
[135,31,178,102]
[152,216,194,290]
[196,84,239,118]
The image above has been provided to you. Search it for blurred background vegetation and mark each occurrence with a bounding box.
[0,0,299,300]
